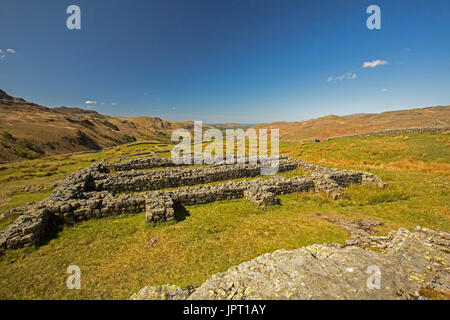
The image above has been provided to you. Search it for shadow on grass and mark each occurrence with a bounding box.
[174,206,191,222]
[34,214,65,248]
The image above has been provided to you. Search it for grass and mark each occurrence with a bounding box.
[0,132,449,299]
[0,197,348,299]
[0,141,166,217]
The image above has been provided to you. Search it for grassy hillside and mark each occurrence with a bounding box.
[0,89,190,161]
[0,89,249,162]
[254,105,450,141]
[2,89,448,161]
[0,132,448,299]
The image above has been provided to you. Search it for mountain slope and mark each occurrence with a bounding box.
[1,88,449,161]
[0,89,189,161]
[253,106,450,141]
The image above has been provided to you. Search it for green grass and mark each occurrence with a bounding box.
[0,141,170,216]
[0,197,348,299]
[0,132,449,299]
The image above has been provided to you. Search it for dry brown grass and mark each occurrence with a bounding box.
[386,159,450,174]
[255,106,450,141]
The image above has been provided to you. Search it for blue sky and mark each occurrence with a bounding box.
[0,0,449,123]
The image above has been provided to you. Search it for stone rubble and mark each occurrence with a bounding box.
[319,214,384,238]
[130,284,197,300]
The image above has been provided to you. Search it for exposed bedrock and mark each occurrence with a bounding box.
[131,227,450,300]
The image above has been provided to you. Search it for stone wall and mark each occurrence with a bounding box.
[103,154,289,172]
[323,126,450,142]
[145,176,315,223]
[0,154,385,253]
[95,158,299,193]
[103,157,180,171]
[144,167,384,223]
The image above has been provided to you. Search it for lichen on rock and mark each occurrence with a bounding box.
[131,227,449,300]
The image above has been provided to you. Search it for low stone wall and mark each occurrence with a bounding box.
[0,208,50,249]
[143,168,384,223]
[0,154,385,253]
[145,176,315,223]
[103,154,289,172]
[103,157,180,171]
[323,126,450,141]
[95,159,299,193]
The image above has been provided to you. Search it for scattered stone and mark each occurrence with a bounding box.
[319,214,383,238]
[146,237,160,248]
[130,284,191,300]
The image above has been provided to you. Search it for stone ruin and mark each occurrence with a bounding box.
[0,154,386,253]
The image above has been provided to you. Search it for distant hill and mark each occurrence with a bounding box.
[0,89,194,161]
[253,106,450,141]
[206,122,250,130]
[1,88,449,161]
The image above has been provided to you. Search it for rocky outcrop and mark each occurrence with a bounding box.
[131,227,450,300]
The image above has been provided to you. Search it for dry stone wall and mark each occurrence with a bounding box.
[0,154,385,253]
[145,176,315,223]
[103,154,288,172]
[104,157,180,171]
[95,159,298,193]
[323,126,450,141]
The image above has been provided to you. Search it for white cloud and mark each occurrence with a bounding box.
[0,55,5,60]
[380,88,388,92]
[327,72,357,83]
[111,102,117,105]
[85,100,97,104]
[363,59,389,68]
[6,48,16,53]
